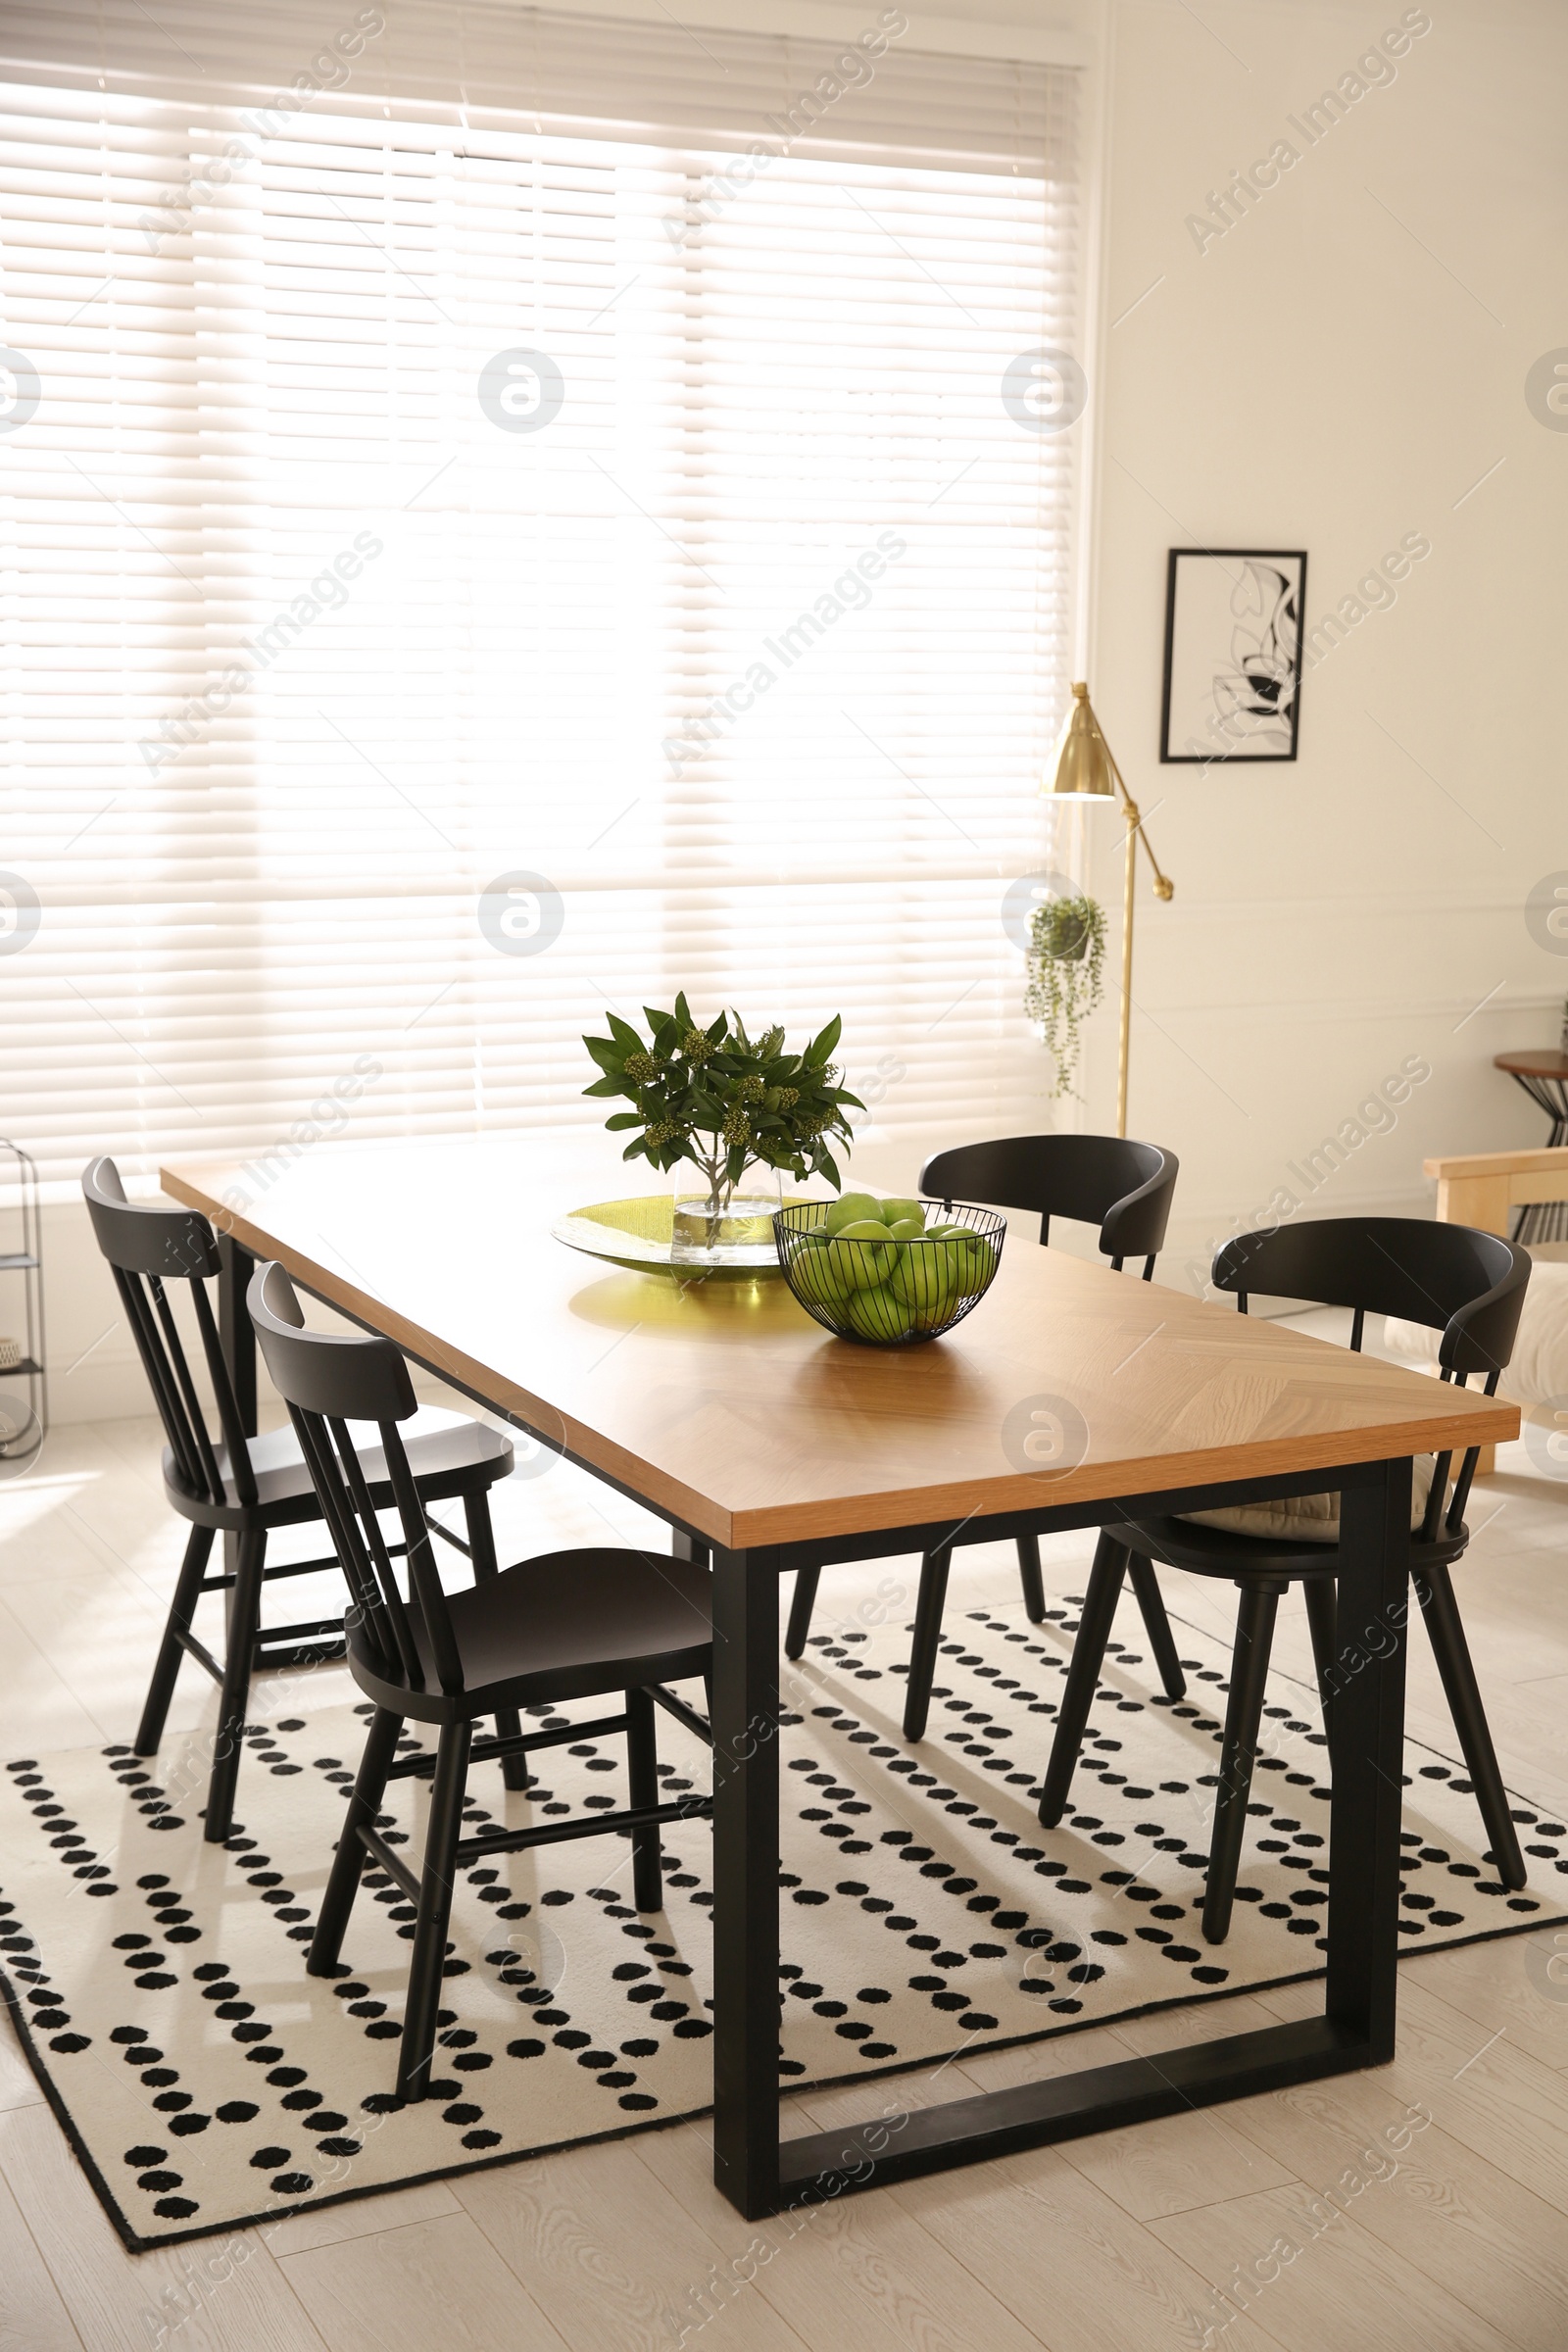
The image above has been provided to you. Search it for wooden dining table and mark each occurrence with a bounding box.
[162,1135,1517,2222]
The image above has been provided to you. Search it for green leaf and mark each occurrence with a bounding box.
[604,1112,643,1130]
[582,1075,627,1098]
[606,1010,645,1050]
[808,1013,842,1061]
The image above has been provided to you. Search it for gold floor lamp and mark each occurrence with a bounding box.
[1041,681,1173,1139]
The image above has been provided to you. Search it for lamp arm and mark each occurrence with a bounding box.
[1104,749,1174,902]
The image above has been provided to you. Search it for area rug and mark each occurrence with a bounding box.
[2,1591,1564,2251]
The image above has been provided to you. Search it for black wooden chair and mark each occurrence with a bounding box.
[82,1156,516,1842]
[1038,1215,1532,1943]
[248,1259,714,2105]
[785,1134,1187,1739]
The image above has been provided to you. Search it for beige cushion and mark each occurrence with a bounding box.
[1385,1256,1568,1410]
[1182,1454,1438,1544]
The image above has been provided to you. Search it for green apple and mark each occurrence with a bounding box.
[889,1242,957,1319]
[788,1236,850,1306]
[823,1190,882,1236]
[887,1216,926,1242]
[945,1234,996,1293]
[844,1283,911,1342]
[878,1197,926,1231]
[832,1220,896,1288]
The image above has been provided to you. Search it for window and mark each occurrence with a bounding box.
[0,4,1082,1187]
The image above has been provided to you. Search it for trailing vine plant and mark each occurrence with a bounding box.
[1024,892,1106,1099]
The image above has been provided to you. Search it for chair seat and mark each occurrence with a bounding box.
[1179,1453,1438,1545]
[349,1544,712,1719]
[164,1405,513,1514]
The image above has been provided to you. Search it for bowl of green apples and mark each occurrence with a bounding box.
[772,1192,1005,1346]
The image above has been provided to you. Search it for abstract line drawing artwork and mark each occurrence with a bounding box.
[1160,548,1307,763]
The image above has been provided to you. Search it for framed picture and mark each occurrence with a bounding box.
[1159,548,1306,764]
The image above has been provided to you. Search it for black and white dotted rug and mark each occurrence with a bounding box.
[2,1591,1564,2251]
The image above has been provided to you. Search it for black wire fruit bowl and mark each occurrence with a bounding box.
[772,1200,1006,1346]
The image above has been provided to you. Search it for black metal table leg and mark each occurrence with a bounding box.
[1325,1457,1410,2061]
[217,1234,257,1642]
[218,1234,258,1438]
[710,1542,783,2220]
[714,1459,1418,2221]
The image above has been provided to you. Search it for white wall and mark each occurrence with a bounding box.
[1076,0,1568,1283]
[23,0,1568,1425]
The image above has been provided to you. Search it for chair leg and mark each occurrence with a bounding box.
[397,1716,472,2105]
[1302,1577,1338,1718]
[1412,1561,1528,1890]
[1127,1553,1186,1699]
[465,1488,526,1789]
[1202,1584,1279,1945]
[203,1527,266,1844]
[784,1564,820,1660]
[309,1704,404,1977]
[626,1687,662,1912]
[902,1545,954,1741]
[134,1523,215,1756]
[1016,1534,1047,1623]
[1038,1536,1128,1828]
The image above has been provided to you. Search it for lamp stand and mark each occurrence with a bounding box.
[1105,757,1172,1141]
[1117,802,1136,1140]
[1040,681,1172,1139]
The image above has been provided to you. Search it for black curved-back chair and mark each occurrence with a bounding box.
[785,1134,1186,1740]
[83,1155,515,1840]
[249,1260,714,2104]
[1038,1215,1532,1944]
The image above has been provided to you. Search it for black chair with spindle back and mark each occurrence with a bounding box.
[785,1133,1187,1740]
[82,1155,516,1841]
[248,1259,714,2104]
[1038,1214,1533,1943]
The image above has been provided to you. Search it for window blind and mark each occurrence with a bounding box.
[0,4,1082,1189]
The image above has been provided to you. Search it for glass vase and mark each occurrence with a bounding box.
[669,1190,782,1269]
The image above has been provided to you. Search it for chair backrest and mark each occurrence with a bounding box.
[81,1154,257,1508]
[1211,1217,1528,1377]
[248,1259,457,1696]
[919,1134,1178,1267]
[1211,1214,1531,1544]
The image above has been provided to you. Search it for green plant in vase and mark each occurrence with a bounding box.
[582,994,863,1261]
[1024,891,1106,1100]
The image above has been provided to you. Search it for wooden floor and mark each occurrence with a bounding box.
[3,1365,1567,2351]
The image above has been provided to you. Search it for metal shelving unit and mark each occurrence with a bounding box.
[0,1140,46,1464]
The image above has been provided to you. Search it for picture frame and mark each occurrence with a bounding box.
[1159,547,1307,764]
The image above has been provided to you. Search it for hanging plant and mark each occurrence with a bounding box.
[1024,892,1106,1099]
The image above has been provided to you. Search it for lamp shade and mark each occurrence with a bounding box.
[1043,680,1116,801]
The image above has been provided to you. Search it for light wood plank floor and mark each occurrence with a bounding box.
[2,1376,1566,2352]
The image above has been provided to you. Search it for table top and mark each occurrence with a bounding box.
[1494,1050,1568,1078]
[162,1136,1518,1549]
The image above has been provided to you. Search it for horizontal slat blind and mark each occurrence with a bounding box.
[0,5,1062,171]
[0,9,1081,1188]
